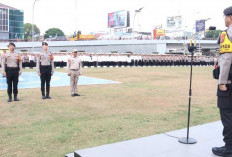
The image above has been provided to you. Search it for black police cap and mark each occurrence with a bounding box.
[224,6,232,16]
[8,42,15,47]
[42,42,48,46]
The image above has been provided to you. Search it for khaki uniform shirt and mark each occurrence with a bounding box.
[67,56,82,73]
[1,52,22,75]
[36,52,55,74]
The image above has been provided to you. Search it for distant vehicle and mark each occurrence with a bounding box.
[70,35,96,41]
[160,36,171,40]
[52,36,68,41]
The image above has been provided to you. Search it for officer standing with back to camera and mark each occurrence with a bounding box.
[212,6,232,157]
[36,42,54,99]
[67,49,82,97]
[1,43,22,102]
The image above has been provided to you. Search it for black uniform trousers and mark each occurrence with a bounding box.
[40,65,51,95]
[6,67,19,97]
[217,84,232,148]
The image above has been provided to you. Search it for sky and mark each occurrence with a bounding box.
[1,0,231,35]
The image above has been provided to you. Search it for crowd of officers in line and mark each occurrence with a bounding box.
[0,52,216,69]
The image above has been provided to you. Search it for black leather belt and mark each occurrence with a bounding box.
[6,67,18,69]
[41,65,51,67]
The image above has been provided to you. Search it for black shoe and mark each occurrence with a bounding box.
[14,96,20,101]
[42,95,46,99]
[212,146,232,156]
[71,94,75,97]
[7,97,12,102]
[74,93,80,96]
[46,95,51,99]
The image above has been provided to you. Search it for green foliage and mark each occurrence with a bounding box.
[205,30,222,39]
[24,23,40,40]
[44,28,65,39]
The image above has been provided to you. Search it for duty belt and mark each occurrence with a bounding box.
[41,65,51,67]
[6,67,18,69]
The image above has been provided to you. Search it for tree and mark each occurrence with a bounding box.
[44,28,65,39]
[205,30,222,39]
[24,23,40,40]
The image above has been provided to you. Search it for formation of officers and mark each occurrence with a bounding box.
[2,52,216,69]
[1,42,82,102]
[0,43,216,103]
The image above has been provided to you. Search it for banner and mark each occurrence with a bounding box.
[153,29,165,39]
[196,20,205,32]
[167,16,182,29]
[108,10,129,28]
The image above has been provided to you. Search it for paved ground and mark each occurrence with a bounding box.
[0,72,120,90]
[66,121,224,157]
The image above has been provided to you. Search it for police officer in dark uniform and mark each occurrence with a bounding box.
[212,6,232,157]
[36,42,54,99]
[1,43,22,102]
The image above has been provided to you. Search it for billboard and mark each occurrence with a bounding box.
[196,20,205,32]
[167,16,182,29]
[153,29,166,39]
[108,10,130,28]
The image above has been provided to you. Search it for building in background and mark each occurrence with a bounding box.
[0,3,24,40]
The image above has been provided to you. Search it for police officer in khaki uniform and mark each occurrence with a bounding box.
[212,6,232,157]
[67,49,82,97]
[1,43,22,102]
[36,42,54,99]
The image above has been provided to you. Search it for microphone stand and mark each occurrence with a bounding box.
[178,43,197,144]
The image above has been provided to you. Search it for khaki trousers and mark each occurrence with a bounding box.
[70,70,80,94]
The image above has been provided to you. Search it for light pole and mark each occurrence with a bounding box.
[32,0,39,53]
[75,0,77,33]
[133,7,144,35]
[132,7,144,53]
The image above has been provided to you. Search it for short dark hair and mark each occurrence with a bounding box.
[42,42,48,46]
[8,42,15,47]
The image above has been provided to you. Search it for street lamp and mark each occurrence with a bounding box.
[75,0,77,33]
[132,7,144,53]
[32,0,39,53]
[133,7,144,34]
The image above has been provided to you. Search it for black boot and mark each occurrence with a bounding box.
[212,146,232,156]
[74,93,80,96]
[7,96,12,102]
[46,91,51,99]
[14,95,20,101]
[42,92,46,99]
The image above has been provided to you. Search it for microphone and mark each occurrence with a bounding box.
[209,26,216,30]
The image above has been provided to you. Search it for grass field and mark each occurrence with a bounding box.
[0,66,219,157]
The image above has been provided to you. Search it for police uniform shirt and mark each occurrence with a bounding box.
[0,54,2,66]
[92,55,97,62]
[78,55,84,62]
[36,52,54,74]
[228,24,232,41]
[24,55,29,62]
[1,52,22,75]
[29,55,33,61]
[67,56,82,73]
[218,24,232,84]
[63,55,68,62]
[96,55,101,63]
[114,55,118,62]
[109,55,113,62]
